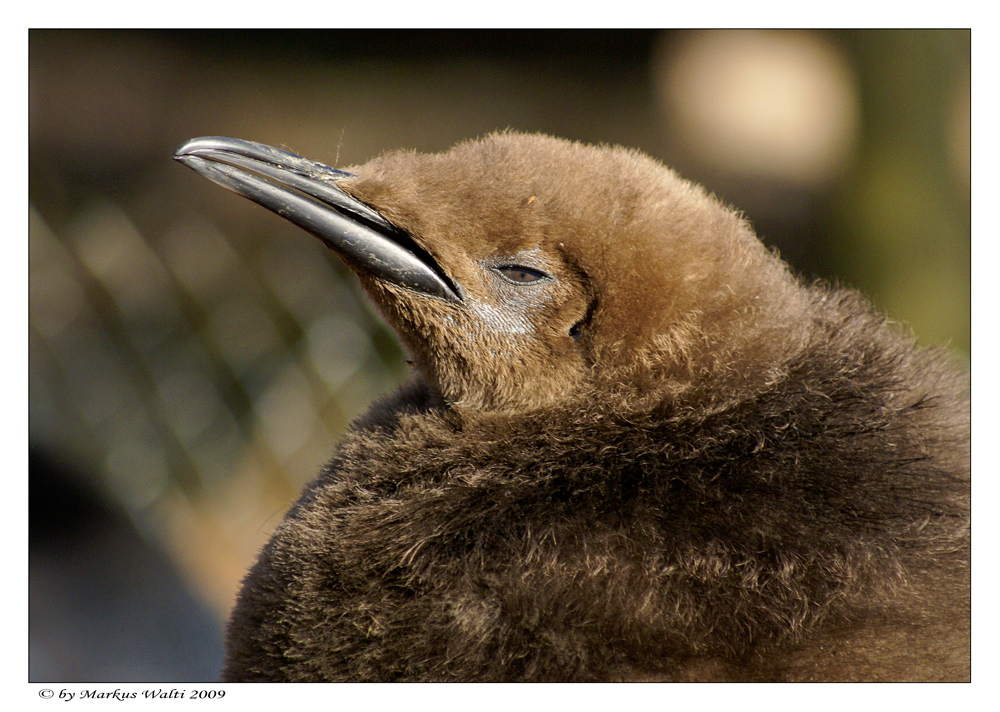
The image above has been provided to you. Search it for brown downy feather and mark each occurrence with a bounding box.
[220,133,969,682]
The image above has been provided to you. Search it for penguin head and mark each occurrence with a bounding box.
[175,132,803,414]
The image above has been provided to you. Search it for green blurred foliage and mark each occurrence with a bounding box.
[832,30,969,358]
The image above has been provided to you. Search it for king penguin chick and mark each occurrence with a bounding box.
[174,132,969,682]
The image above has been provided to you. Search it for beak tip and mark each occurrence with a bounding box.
[173,136,213,159]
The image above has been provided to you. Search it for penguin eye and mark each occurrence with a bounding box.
[495,265,550,285]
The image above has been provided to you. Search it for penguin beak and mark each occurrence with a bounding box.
[173,136,462,304]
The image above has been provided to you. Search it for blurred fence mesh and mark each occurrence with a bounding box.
[30,193,407,616]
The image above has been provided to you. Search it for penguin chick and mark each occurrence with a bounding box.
[174,132,969,682]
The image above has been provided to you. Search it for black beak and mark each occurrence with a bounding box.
[173,136,462,304]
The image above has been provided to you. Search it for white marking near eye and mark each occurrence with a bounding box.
[470,300,533,335]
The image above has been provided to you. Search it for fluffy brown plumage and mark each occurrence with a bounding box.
[177,132,969,681]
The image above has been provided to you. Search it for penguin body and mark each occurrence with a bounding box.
[175,132,969,681]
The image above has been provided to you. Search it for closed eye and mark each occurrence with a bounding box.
[495,265,551,284]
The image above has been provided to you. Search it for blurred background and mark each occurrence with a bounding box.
[28,29,970,681]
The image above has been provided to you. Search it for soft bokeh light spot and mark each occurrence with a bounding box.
[656,30,860,188]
